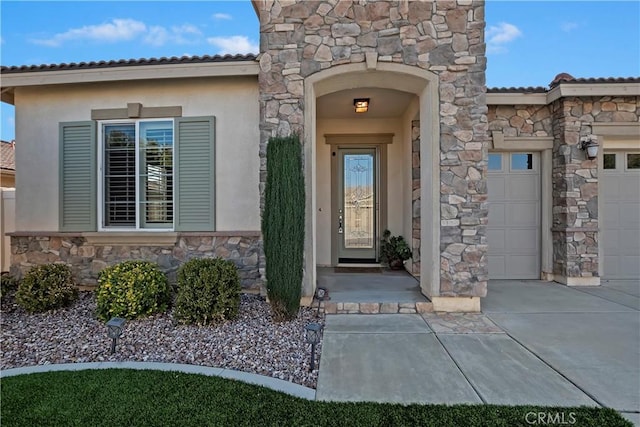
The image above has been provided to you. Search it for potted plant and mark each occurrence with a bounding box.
[380,229,412,270]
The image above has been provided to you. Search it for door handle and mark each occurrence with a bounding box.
[338,215,343,234]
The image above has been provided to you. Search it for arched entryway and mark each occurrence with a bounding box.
[302,62,440,300]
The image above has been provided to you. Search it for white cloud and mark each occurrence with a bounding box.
[207,35,258,54]
[486,22,522,54]
[144,24,202,47]
[31,19,147,47]
[561,22,579,33]
[213,13,232,20]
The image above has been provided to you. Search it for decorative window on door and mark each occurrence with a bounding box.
[343,154,375,248]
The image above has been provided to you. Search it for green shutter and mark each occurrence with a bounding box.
[175,116,215,231]
[59,121,97,231]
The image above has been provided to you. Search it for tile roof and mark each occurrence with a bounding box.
[1,140,15,171]
[487,86,547,94]
[0,54,258,74]
[490,74,640,92]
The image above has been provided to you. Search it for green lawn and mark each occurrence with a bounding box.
[0,369,631,427]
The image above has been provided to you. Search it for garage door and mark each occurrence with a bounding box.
[488,152,541,279]
[602,151,640,279]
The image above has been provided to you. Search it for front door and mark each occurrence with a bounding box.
[337,148,378,263]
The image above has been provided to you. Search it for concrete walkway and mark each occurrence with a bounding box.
[316,279,639,424]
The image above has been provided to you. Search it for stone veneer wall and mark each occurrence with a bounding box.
[488,95,639,280]
[551,96,638,279]
[10,233,264,291]
[411,119,420,277]
[258,0,489,298]
[488,104,552,137]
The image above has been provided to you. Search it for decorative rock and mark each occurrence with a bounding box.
[1,293,324,389]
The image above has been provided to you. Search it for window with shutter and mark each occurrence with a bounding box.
[99,119,174,230]
[60,116,214,233]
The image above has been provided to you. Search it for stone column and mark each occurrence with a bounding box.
[551,97,599,285]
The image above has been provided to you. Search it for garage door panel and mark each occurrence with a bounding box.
[488,177,507,200]
[620,232,640,255]
[620,205,640,226]
[619,177,640,199]
[509,203,539,225]
[603,229,620,252]
[603,204,620,226]
[620,257,640,277]
[602,176,621,200]
[487,229,506,253]
[602,150,640,279]
[507,255,539,278]
[508,229,539,252]
[489,204,506,223]
[489,256,506,278]
[507,176,539,200]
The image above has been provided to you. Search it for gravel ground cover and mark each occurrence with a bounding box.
[1,292,324,389]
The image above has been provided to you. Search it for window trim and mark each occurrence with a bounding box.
[97,118,175,232]
[509,152,537,173]
[625,152,640,172]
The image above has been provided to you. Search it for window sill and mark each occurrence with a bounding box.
[84,232,178,246]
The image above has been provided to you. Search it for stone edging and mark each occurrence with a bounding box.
[0,362,316,401]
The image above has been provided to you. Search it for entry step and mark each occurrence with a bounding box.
[320,301,433,314]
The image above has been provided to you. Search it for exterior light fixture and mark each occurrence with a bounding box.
[354,98,370,113]
[580,135,599,160]
[304,322,323,371]
[106,317,126,354]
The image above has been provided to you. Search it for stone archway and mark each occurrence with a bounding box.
[256,0,489,311]
[302,62,441,300]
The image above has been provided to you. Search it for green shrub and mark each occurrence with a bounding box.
[1,272,19,302]
[15,264,78,313]
[261,134,305,321]
[174,258,241,325]
[96,260,171,321]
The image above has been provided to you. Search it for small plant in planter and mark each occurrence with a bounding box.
[380,229,412,270]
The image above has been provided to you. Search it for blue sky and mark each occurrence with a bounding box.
[1,1,639,141]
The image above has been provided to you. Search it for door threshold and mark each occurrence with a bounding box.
[336,263,383,268]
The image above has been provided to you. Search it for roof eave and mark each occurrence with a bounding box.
[0,60,259,90]
[547,82,640,103]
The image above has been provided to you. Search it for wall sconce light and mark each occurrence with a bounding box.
[580,135,599,160]
[106,317,126,354]
[354,98,370,113]
[304,322,323,371]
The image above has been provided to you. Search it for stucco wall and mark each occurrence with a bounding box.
[13,76,260,232]
[315,117,406,265]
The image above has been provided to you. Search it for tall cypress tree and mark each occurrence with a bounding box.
[262,135,305,321]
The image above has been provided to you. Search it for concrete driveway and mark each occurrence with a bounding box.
[316,279,639,425]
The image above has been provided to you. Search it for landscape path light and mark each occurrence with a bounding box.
[304,322,323,372]
[106,317,126,354]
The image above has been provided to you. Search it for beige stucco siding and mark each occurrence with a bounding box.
[315,117,407,266]
[14,76,260,232]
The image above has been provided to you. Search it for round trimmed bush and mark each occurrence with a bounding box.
[96,260,171,321]
[16,264,78,313]
[175,258,241,325]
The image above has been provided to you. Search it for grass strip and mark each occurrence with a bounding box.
[0,369,631,427]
